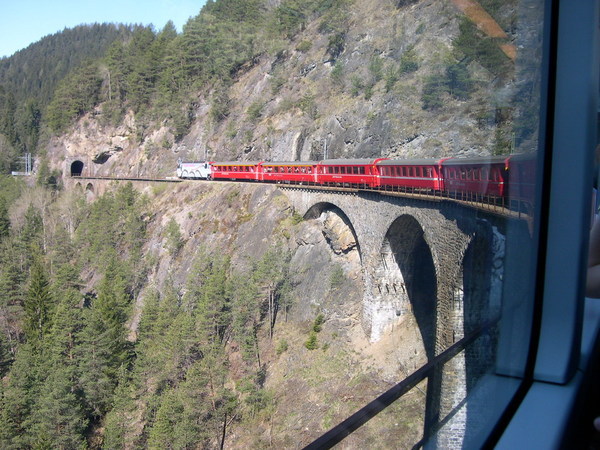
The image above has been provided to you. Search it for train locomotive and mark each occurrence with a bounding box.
[176,154,536,212]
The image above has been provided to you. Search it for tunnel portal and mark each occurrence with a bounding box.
[71,160,84,177]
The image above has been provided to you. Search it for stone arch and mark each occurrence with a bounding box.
[71,160,84,177]
[457,223,504,444]
[303,201,362,263]
[381,214,440,440]
[383,214,437,359]
[85,183,95,201]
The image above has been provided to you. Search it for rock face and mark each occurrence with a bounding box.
[319,209,357,255]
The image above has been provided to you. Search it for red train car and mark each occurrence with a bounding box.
[260,161,319,184]
[316,159,386,187]
[211,161,262,181]
[507,153,537,213]
[375,158,449,192]
[441,156,510,201]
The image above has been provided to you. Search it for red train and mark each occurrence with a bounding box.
[178,154,536,212]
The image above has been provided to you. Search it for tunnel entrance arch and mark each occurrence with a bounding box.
[71,160,84,177]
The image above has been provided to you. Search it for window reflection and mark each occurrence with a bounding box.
[305,0,546,448]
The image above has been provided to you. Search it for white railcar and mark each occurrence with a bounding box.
[176,160,211,179]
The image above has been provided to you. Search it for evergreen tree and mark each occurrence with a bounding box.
[0,344,45,448]
[0,196,9,239]
[0,239,26,354]
[27,365,88,449]
[77,257,131,417]
[421,73,446,110]
[184,252,231,346]
[24,255,53,346]
[46,61,103,133]
[20,204,44,256]
[446,62,473,100]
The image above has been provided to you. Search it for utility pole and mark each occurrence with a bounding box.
[11,153,32,176]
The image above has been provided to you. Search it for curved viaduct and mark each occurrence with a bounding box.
[282,188,503,352]
[282,187,509,447]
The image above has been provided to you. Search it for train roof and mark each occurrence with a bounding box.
[319,158,386,165]
[376,158,447,166]
[261,161,319,166]
[441,155,511,166]
[211,161,263,166]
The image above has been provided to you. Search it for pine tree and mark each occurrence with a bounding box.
[185,252,231,346]
[0,197,9,239]
[24,255,53,346]
[0,344,45,448]
[0,239,26,354]
[27,365,88,449]
[77,257,131,417]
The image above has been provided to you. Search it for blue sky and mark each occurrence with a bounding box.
[0,0,208,58]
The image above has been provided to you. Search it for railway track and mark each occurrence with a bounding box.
[72,175,182,183]
[71,175,530,221]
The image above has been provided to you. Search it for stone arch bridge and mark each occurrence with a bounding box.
[281,186,515,447]
[282,187,505,353]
